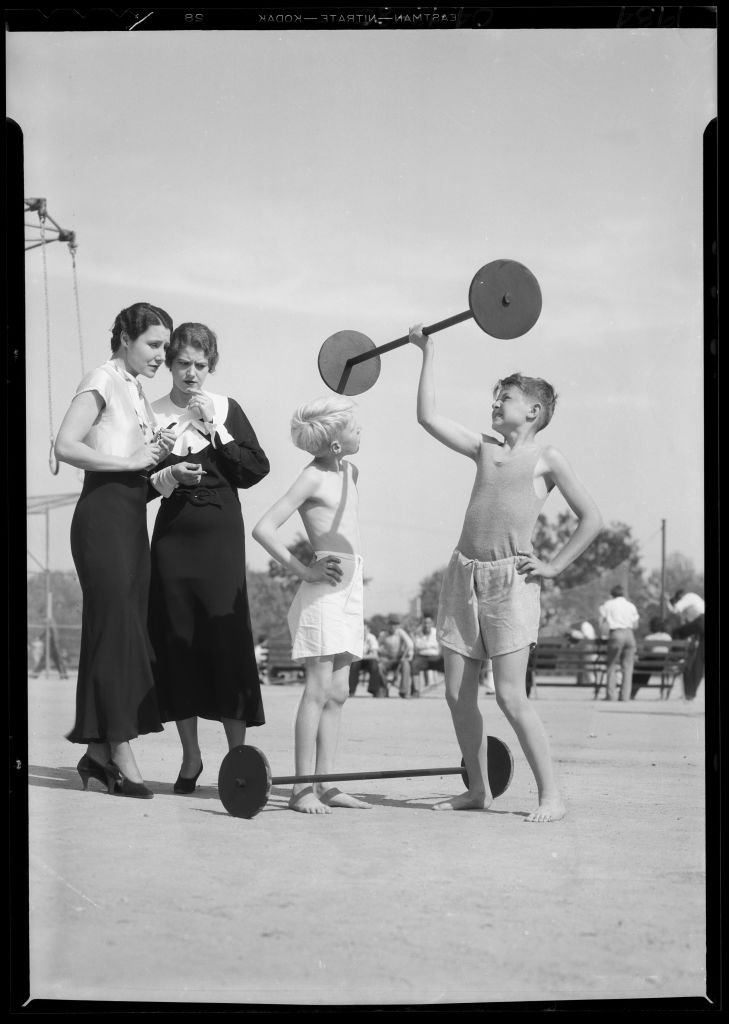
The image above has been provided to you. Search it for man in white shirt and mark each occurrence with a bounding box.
[669,589,705,625]
[669,589,705,701]
[598,585,640,701]
[411,614,444,695]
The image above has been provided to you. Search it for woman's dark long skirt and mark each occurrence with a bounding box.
[67,472,163,743]
[149,489,265,726]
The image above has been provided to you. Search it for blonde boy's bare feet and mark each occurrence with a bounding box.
[316,786,372,809]
[525,797,566,823]
[289,786,332,814]
[432,791,493,811]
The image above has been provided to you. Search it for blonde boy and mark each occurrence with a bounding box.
[252,397,371,814]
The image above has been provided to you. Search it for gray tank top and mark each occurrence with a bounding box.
[457,439,547,561]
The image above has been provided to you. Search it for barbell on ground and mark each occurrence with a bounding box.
[217,737,514,818]
[318,258,542,396]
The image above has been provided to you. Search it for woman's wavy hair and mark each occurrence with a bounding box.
[165,323,219,372]
[109,302,173,352]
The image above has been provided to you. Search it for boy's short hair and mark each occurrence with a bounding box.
[610,585,624,598]
[290,396,358,455]
[495,373,558,431]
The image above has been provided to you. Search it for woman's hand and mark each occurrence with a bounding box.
[186,388,215,422]
[304,555,343,586]
[171,461,204,485]
[127,442,165,472]
[516,552,558,582]
[156,427,176,457]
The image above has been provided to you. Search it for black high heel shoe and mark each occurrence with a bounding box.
[76,754,120,794]
[173,760,203,794]
[108,760,154,799]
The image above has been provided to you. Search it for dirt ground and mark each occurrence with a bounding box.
[22,673,709,1008]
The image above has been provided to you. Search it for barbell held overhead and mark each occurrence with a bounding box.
[217,738,514,819]
[318,259,542,396]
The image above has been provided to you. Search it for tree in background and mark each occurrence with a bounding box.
[246,571,293,645]
[27,570,83,666]
[531,513,648,631]
[418,566,447,621]
[533,512,644,589]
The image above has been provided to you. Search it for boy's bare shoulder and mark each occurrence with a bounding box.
[290,462,326,497]
[480,433,501,448]
[539,444,569,467]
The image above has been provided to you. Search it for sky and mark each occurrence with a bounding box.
[10,25,715,616]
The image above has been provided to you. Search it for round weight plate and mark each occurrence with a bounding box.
[469,260,542,340]
[318,330,381,396]
[460,736,514,798]
[218,745,272,819]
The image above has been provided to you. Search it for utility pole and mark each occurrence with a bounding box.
[44,507,51,678]
[660,518,667,614]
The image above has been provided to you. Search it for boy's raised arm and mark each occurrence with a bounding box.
[409,326,481,459]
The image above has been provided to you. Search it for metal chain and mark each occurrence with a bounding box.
[70,248,86,377]
[39,213,59,475]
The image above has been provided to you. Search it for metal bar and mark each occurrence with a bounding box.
[347,309,473,366]
[270,766,463,786]
[25,221,61,233]
[334,361,354,394]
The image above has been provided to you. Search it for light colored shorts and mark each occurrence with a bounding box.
[436,549,541,660]
[288,550,364,661]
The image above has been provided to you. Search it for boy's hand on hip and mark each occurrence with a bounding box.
[305,555,343,586]
[516,553,557,581]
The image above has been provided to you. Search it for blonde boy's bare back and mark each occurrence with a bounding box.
[298,459,362,555]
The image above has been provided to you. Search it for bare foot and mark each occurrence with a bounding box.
[525,798,566,822]
[289,786,332,814]
[316,786,372,809]
[432,790,493,812]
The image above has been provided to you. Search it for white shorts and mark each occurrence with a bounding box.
[287,551,364,661]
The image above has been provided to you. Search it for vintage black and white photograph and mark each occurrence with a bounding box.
[8,7,717,1010]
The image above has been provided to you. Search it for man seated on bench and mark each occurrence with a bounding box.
[668,589,706,702]
[378,616,415,699]
[566,618,599,687]
[411,613,445,694]
[630,617,672,699]
[348,621,388,698]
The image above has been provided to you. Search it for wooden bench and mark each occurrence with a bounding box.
[265,641,305,683]
[530,637,691,700]
[530,637,608,696]
[628,638,691,700]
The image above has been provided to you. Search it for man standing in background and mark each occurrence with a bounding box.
[599,585,639,701]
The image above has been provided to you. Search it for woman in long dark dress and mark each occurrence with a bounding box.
[54,302,176,798]
[148,323,270,792]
